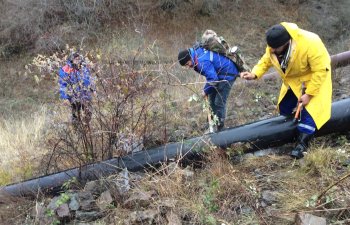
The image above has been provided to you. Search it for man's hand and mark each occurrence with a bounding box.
[300,94,312,106]
[202,91,207,98]
[240,72,257,80]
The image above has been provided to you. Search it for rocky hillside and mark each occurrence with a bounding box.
[0,0,350,225]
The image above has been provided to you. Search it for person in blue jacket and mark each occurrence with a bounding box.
[178,47,239,131]
[58,52,94,125]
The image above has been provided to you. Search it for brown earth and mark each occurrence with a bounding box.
[0,0,350,224]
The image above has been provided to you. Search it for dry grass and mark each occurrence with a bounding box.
[0,144,347,224]
[137,149,262,224]
[0,197,34,225]
[0,106,50,185]
[255,144,350,219]
[0,1,349,224]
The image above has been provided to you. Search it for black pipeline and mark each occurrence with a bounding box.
[210,98,350,149]
[2,98,350,198]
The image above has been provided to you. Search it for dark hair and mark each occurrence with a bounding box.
[178,49,192,66]
[69,52,81,63]
[266,24,291,48]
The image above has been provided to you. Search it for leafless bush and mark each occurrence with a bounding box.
[27,46,183,173]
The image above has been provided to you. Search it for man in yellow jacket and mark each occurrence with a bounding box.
[241,22,332,159]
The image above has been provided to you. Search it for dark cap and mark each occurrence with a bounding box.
[266,24,291,48]
[178,49,192,66]
[69,52,81,62]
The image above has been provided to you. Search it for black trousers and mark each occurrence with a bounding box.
[71,101,92,124]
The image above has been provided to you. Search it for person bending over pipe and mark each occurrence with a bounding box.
[178,46,239,132]
[240,22,332,159]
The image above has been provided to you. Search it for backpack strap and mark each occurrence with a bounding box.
[208,51,237,77]
[192,47,238,77]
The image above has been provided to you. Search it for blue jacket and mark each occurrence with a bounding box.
[58,61,93,102]
[189,47,238,94]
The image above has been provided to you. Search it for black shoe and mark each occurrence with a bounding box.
[290,133,314,159]
[217,124,224,132]
[290,143,306,159]
[217,120,225,132]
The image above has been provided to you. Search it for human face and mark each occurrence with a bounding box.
[270,41,289,55]
[184,60,193,68]
[72,56,82,69]
[73,56,81,65]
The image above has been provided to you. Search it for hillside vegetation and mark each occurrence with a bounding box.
[0,0,350,224]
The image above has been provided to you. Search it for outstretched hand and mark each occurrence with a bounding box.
[240,72,257,80]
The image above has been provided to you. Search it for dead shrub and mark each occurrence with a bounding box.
[26,43,199,173]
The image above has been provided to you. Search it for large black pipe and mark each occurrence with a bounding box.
[211,98,350,149]
[1,51,350,198]
[331,50,350,68]
[2,98,350,198]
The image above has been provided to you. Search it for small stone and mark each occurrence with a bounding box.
[77,191,98,211]
[75,211,105,222]
[123,190,157,209]
[295,213,326,225]
[56,203,70,218]
[47,196,60,211]
[69,193,80,211]
[260,201,268,208]
[84,181,98,192]
[84,180,107,196]
[97,190,114,210]
[240,206,253,214]
[128,209,158,224]
[261,190,277,205]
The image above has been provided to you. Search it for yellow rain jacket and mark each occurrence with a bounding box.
[252,22,332,129]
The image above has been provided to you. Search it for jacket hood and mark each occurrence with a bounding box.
[280,22,300,40]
